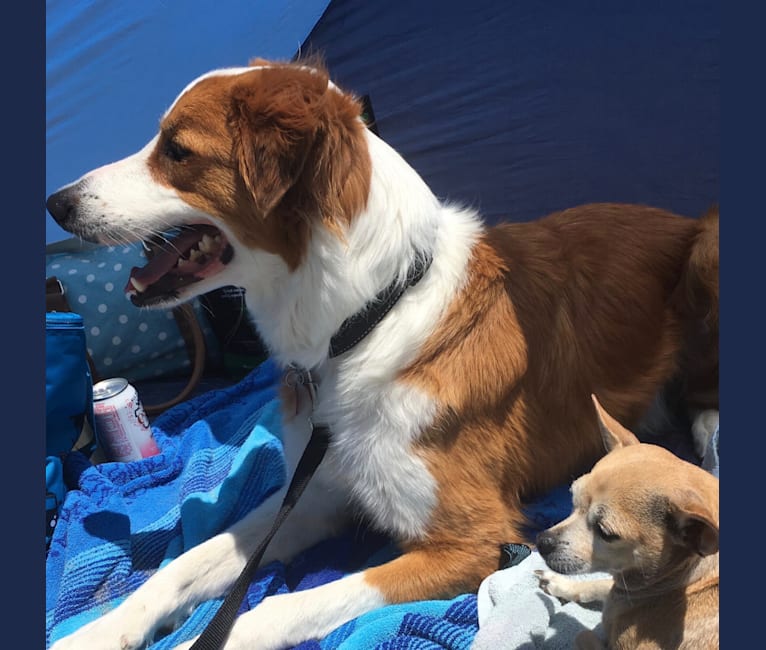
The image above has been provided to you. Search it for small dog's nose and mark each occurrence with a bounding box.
[535,531,556,557]
[46,187,79,226]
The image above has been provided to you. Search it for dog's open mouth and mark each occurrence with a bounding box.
[125,224,234,307]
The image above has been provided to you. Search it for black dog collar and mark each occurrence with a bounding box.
[328,251,433,358]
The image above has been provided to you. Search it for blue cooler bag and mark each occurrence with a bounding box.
[46,311,95,457]
[46,310,95,549]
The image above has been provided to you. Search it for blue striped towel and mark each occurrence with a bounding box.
[46,360,508,649]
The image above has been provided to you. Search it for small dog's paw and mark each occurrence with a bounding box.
[534,569,552,592]
[534,569,579,602]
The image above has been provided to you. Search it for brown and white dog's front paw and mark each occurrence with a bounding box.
[48,595,172,650]
[49,617,149,650]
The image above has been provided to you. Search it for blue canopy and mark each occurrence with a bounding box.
[46,0,331,243]
[47,0,718,241]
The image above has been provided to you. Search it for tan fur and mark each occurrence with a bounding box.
[536,397,719,649]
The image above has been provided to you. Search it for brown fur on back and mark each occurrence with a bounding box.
[672,205,719,411]
[378,204,718,597]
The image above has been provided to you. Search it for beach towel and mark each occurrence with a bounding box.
[47,356,709,649]
[45,360,497,649]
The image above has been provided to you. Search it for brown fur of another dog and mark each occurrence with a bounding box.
[536,396,719,650]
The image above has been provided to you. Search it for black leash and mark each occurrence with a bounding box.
[189,251,432,649]
[189,423,331,650]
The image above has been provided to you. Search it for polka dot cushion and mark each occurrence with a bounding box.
[46,244,221,383]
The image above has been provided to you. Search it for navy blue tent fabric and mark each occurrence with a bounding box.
[304,0,719,224]
[46,0,719,240]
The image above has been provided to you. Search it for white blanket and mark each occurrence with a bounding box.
[472,550,607,649]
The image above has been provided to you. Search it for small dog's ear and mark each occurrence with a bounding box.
[669,491,719,556]
[591,394,640,452]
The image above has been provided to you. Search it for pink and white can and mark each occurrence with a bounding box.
[93,377,160,462]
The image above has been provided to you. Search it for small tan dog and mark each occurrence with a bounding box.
[535,395,719,649]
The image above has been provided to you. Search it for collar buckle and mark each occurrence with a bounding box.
[283,364,318,413]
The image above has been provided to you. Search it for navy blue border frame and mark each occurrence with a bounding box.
[11,0,46,647]
[721,3,760,646]
[34,1,750,647]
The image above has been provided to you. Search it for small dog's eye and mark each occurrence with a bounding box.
[163,139,192,163]
[597,524,621,543]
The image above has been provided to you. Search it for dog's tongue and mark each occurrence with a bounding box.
[125,229,206,292]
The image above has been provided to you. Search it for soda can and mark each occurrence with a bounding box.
[92,378,160,462]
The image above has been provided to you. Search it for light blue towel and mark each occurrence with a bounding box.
[45,360,484,649]
[50,356,650,649]
[46,360,285,647]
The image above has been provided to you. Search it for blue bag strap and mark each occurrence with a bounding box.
[46,456,65,550]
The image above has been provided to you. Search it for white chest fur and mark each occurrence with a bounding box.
[318,374,440,542]
[307,204,483,541]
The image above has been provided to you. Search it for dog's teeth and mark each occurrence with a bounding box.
[199,235,214,253]
[189,249,201,262]
[131,277,147,293]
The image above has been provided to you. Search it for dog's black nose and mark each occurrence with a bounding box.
[535,531,556,557]
[46,186,79,227]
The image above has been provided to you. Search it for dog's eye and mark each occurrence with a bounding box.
[163,139,192,163]
[596,524,621,543]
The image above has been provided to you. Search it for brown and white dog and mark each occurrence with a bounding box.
[536,396,719,649]
[46,58,719,650]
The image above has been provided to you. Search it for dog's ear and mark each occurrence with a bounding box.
[668,490,719,556]
[230,66,329,217]
[591,394,640,452]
